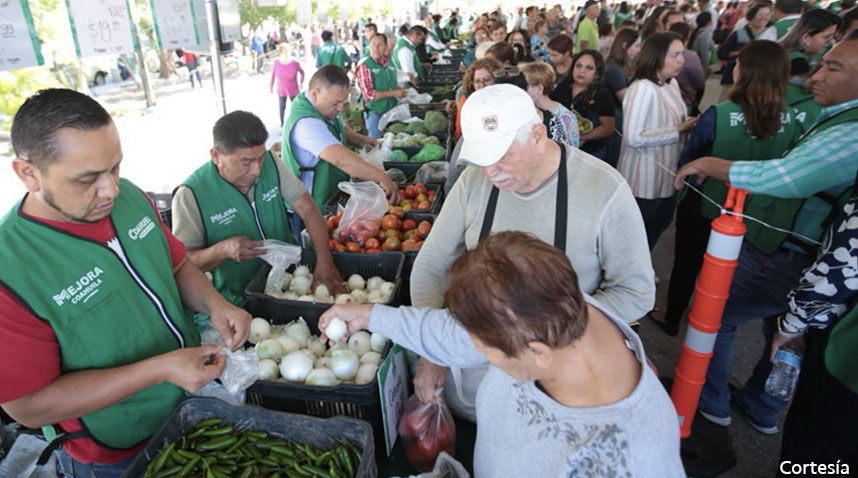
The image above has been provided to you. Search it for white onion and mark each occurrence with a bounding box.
[366,276,385,291]
[360,351,382,365]
[249,318,271,344]
[258,359,280,381]
[305,368,338,386]
[367,289,386,303]
[275,335,300,355]
[315,284,330,299]
[297,295,315,302]
[331,350,360,380]
[348,331,372,357]
[350,289,368,304]
[285,318,312,347]
[306,336,327,357]
[380,281,395,298]
[255,339,283,360]
[331,340,349,353]
[370,333,389,352]
[325,317,348,343]
[355,363,378,385]
[284,292,299,300]
[280,272,293,292]
[279,351,314,382]
[347,274,366,291]
[335,293,352,304]
[290,275,312,296]
[294,265,311,277]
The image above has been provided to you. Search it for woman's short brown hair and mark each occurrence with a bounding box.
[521,62,556,94]
[445,231,589,357]
[547,33,574,55]
[463,57,503,95]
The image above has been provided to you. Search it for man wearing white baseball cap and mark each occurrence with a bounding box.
[408,84,655,421]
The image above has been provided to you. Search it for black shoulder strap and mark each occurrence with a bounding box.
[36,430,91,466]
[479,186,500,242]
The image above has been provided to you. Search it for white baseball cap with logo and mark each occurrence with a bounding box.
[459,84,541,167]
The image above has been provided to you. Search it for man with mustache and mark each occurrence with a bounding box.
[407,84,655,421]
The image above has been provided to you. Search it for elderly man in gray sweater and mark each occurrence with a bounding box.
[410,84,656,420]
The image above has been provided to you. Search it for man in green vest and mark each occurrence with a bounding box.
[282,64,399,210]
[316,30,347,69]
[423,15,446,53]
[356,34,407,138]
[0,89,250,475]
[362,23,377,57]
[393,26,429,85]
[674,37,858,435]
[172,111,346,306]
[773,0,803,38]
[773,169,858,470]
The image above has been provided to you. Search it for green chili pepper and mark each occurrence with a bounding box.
[151,442,175,473]
[178,456,200,475]
[301,464,333,478]
[197,436,238,451]
[194,417,222,429]
[202,425,235,437]
[152,464,182,478]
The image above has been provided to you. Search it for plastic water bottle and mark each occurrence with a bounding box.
[764,338,804,401]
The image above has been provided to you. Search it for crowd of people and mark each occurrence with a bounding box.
[2,0,858,476]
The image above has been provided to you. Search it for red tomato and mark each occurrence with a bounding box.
[415,183,428,195]
[402,218,417,231]
[404,185,417,199]
[345,242,361,253]
[402,239,420,251]
[381,214,402,231]
[365,238,380,250]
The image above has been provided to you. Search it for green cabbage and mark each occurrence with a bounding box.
[388,150,409,162]
[424,111,450,134]
[405,120,428,135]
[410,144,446,163]
[387,123,407,134]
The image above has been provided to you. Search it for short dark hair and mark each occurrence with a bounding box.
[547,32,574,55]
[747,1,774,21]
[408,25,428,36]
[632,32,683,83]
[486,41,517,65]
[445,231,589,357]
[11,88,112,171]
[696,10,713,27]
[775,0,802,14]
[365,23,377,33]
[669,21,692,42]
[309,64,350,91]
[371,32,387,44]
[432,14,442,22]
[321,30,333,42]
[212,111,268,153]
[840,7,858,34]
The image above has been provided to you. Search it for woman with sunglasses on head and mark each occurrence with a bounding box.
[551,50,617,164]
[617,32,698,250]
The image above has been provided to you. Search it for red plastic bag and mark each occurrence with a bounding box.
[398,391,456,471]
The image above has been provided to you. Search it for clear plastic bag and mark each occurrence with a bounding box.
[403,88,434,105]
[398,391,456,472]
[379,103,413,132]
[390,452,469,478]
[333,181,387,246]
[416,162,450,185]
[358,145,386,170]
[257,239,303,296]
[217,347,259,396]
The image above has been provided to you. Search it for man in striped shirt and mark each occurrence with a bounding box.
[674,35,858,435]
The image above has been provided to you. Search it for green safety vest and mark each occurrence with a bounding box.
[786,81,823,127]
[427,30,443,52]
[0,179,199,449]
[363,55,398,115]
[318,42,347,68]
[392,37,426,81]
[719,105,858,254]
[180,152,295,305]
[701,102,802,231]
[776,17,798,38]
[282,93,350,211]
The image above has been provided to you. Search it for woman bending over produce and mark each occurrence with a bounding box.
[319,231,684,477]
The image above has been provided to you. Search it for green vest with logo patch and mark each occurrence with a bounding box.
[786,82,823,128]
[776,17,798,39]
[392,37,426,81]
[364,56,398,115]
[318,42,347,68]
[282,92,350,211]
[0,179,199,450]
[181,152,294,305]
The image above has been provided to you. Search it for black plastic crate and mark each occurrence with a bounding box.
[146,192,172,228]
[244,250,404,322]
[399,213,436,306]
[241,299,392,465]
[384,162,447,185]
[120,396,376,478]
[324,183,444,217]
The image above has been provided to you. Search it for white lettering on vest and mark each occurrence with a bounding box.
[262,187,278,203]
[128,216,156,240]
[52,267,105,306]
[210,207,238,226]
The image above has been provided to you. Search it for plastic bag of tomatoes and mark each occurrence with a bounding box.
[398,391,456,472]
[332,181,389,246]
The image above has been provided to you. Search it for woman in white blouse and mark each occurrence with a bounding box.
[618,32,699,250]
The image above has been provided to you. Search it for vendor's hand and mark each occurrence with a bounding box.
[407,72,418,84]
[393,88,408,99]
[161,344,226,392]
[220,236,266,263]
[379,175,401,204]
[674,157,719,190]
[311,257,348,295]
[319,304,374,344]
[210,304,251,350]
[444,99,456,114]
[678,116,699,134]
[414,358,447,403]
[361,136,380,149]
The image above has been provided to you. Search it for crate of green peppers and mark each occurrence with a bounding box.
[122,397,375,478]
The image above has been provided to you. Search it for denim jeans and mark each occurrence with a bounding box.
[56,449,138,478]
[698,242,814,426]
[365,110,382,139]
